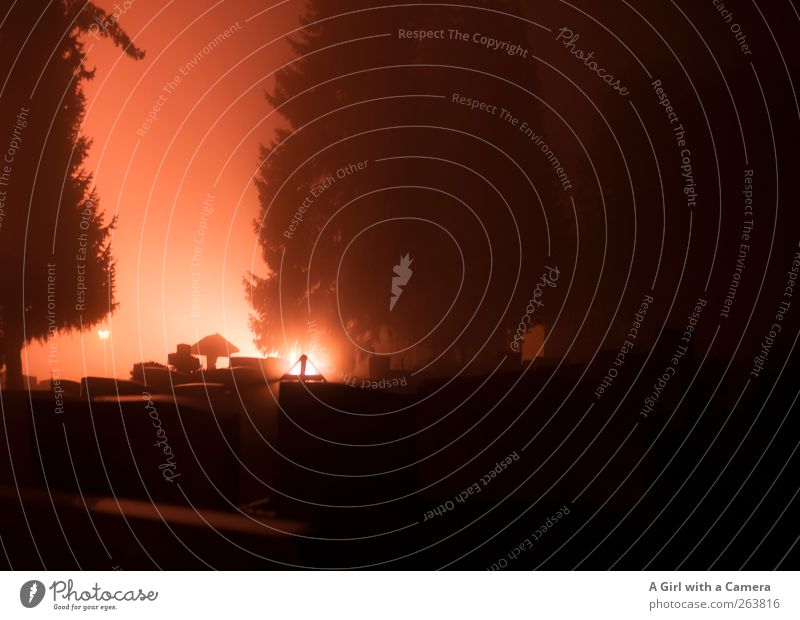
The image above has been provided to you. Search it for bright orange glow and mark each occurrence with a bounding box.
[284,354,324,380]
[287,341,302,365]
[272,340,333,373]
[18,1,300,381]
[286,360,304,376]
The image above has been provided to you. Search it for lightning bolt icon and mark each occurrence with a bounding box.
[28,582,38,603]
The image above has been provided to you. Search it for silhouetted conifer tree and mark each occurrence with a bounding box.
[0,1,143,388]
[248,0,553,370]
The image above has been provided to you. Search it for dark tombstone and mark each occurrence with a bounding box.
[228,356,261,370]
[131,361,170,383]
[275,381,416,527]
[167,343,201,375]
[137,366,185,393]
[39,378,81,397]
[22,375,38,390]
[30,393,240,509]
[172,382,227,403]
[368,354,391,379]
[230,356,288,381]
[80,377,146,399]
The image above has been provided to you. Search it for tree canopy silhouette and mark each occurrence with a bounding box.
[0,1,143,388]
[248,0,557,374]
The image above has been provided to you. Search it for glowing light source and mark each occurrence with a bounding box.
[282,354,326,382]
[98,329,110,340]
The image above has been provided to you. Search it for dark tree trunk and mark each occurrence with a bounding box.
[3,332,24,391]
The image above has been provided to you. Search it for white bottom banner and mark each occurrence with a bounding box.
[1,571,798,619]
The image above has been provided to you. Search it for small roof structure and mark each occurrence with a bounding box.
[191,333,240,370]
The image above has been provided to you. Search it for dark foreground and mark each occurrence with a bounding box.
[1,358,799,570]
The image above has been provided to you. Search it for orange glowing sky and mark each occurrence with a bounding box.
[24,0,300,381]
